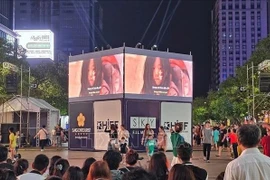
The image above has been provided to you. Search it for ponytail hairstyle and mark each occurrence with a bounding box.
[14,159,29,176]
[53,158,70,177]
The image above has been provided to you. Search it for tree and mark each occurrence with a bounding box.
[31,61,68,115]
[193,35,270,124]
[193,97,208,124]
[0,38,29,99]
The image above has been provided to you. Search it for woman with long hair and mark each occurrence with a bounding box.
[104,123,118,151]
[47,155,62,177]
[87,161,111,180]
[8,127,16,161]
[168,164,195,180]
[52,159,70,178]
[141,124,154,160]
[157,126,167,151]
[14,159,29,176]
[62,166,84,180]
[148,152,168,180]
[169,59,191,97]
[80,58,103,97]
[81,157,96,180]
[141,57,171,95]
[101,55,122,95]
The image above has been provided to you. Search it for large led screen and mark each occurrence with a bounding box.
[69,54,123,100]
[125,53,192,100]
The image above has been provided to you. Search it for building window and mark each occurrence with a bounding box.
[223,63,226,66]
[242,4,246,9]
[20,2,27,6]
[222,5,226,9]
[257,2,260,8]
[242,45,246,49]
[223,69,227,72]
[228,4,233,9]
[222,16,226,20]
[251,3,254,9]
[229,16,233,20]
[20,10,27,13]
[243,51,247,55]
[222,74,227,79]
[235,4,239,9]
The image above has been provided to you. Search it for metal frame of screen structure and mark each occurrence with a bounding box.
[69,46,193,103]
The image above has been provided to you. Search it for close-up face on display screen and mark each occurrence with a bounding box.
[125,53,193,98]
[69,54,123,98]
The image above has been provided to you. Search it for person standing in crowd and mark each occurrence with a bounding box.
[168,164,196,180]
[119,149,141,173]
[170,123,185,166]
[261,129,270,157]
[148,152,169,180]
[103,150,124,180]
[141,124,154,157]
[202,121,212,163]
[81,157,96,180]
[177,142,208,180]
[14,159,29,177]
[55,125,63,147]
[228,128,238,159]
[104,124,118,151]
[18,154,49,180]
[8,127,16,161]
[146,134,156,161]
[216,123,229,157]
[224,124,270,180]
[0,145,14,170]
[51,127,56,147]
[213,126,220,151]
[62,166,84,180]
[118,125,130,146]
[34,125,49,151]
[157,126,167,151]
[87,161,111,180]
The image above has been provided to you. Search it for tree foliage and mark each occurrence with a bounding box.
[0,38,68,115]
[193,35,270,124]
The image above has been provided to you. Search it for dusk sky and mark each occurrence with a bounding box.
[99,0,216,97]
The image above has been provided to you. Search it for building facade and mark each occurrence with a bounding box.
[15,0,103,59]
[211,0,268,89]
[0,0,17,45]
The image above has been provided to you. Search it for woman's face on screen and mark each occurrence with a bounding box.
[87,59,96,86]
[152,57,163,86]
[182,71,190,96]
[112,66,121,93]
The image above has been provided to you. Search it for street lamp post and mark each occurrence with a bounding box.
[246,62,256,120]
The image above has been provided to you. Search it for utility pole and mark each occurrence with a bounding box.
[19,65,22,137]
[27,67,31,141]
[252,62,255,121]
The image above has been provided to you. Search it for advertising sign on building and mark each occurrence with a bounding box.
[15,30,54,60]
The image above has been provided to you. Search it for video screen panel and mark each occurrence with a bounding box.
[125,53,192,100]
[69,54,123,100]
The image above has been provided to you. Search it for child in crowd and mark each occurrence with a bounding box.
[146,136,156,161]
[119,137,128,164]
[229,129,238,159]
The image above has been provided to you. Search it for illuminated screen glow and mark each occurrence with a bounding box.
[125,53,193,98]
[15,30,54,60]
[69,54,124,98]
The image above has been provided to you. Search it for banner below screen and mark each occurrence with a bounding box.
[69,102,94,150]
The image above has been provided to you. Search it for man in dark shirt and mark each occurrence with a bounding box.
[0,145,14,170]
[216,122,230,157]
[177,142,208,180]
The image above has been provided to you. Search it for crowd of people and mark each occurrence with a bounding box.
[2,120,270,180]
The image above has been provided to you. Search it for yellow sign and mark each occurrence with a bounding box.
[77,113,85,127]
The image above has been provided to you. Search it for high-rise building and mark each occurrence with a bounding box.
[0,0,17,45]
[211,0,268,89]
[15,0,103,60]
[268,0,270,34]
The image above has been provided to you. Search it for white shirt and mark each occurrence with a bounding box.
[36,128,48,140]
[18,173,45,180]
[224,147,270,180]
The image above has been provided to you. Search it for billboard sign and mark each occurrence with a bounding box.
[15,30,54,60]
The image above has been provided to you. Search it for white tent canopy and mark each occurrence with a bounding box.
[0,96,59,113]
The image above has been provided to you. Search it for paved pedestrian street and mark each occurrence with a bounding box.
[18,148,231,180]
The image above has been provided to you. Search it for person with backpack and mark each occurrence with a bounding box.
[34,125,49,151]
[170,122,185,167]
